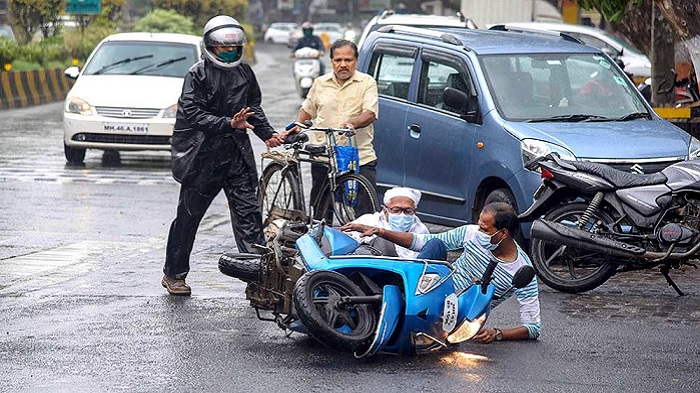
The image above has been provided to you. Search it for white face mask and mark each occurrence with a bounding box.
[388,212,415,232]
[475,229,503,251]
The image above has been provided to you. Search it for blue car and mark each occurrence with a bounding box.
[356,26,700,231]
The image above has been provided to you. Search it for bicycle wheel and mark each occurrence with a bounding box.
[258,163,304,227]
[318,173,380,226]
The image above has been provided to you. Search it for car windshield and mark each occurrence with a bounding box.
[481,53,649,122]
[83,41,198,77]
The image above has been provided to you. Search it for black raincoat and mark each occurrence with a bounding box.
[164,59,275,279]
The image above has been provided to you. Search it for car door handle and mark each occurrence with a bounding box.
[408,124,421,138]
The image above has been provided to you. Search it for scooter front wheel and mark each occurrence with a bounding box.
[293,270,376,352]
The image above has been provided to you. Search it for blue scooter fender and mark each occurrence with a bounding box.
[446,284,494,343]
[458,284,494,321]
[354,284,403,359]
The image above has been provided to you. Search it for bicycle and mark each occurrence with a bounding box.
[258,121,380,227]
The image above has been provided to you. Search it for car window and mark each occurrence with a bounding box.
[481,53,648,121]
[417,59,467,114]
[83,41,199,78]
[369,52,414,100]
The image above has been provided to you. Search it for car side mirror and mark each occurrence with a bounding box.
[444,87,480,123]
[511,265,536,288]
[64,66,80,80]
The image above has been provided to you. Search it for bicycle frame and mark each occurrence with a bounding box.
[259,123,359,219]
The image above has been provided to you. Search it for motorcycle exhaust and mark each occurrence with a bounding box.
[531,219,647,258]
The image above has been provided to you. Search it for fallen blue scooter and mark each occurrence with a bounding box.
[218,220,535,357]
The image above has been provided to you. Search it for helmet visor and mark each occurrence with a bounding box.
[205,25,248,48]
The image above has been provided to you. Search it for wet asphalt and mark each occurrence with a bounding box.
[0,43,699,392]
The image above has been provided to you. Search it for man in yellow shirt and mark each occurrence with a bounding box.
[290,39,379,221]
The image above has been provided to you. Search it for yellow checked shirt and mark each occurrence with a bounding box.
[301,71,379,166]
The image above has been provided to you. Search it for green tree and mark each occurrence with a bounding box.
[8,0,63,44]
[133,8,197,34]
[154,0,249,28]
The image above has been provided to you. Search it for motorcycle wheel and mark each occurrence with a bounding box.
[293,270,376,352]
[529,202,617,294]
[218,253,261,282]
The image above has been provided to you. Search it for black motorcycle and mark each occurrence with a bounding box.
[518,153,700,295]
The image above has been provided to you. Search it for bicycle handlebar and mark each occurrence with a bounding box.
[285,121,354,135]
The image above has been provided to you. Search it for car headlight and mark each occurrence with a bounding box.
[65,96,94,115]
[689,136,700,160]
[162,103,178,119]
[446,313,487,344]
[521,138,576,168]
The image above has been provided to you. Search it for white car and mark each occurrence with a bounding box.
[288,22,345,49]
[62,32,202,165]
[490,22,651,83]
[314,23,345,44]
[264,22,298,44]
[357,11,478,49]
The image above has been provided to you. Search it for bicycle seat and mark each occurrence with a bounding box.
[303,144,327,156]
[283,132,309,144]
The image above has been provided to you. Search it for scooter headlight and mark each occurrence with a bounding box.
[447,313,487,344]
[415,273,441,295]
[689,136,700,160]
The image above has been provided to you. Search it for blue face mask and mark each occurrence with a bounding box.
[475,229,503,251]
[388,213,415,232]
[218,48,240,62]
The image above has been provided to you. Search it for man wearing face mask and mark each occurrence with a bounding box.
[341,202,541,343]
[342,187,429,258]
[162,15,284,296]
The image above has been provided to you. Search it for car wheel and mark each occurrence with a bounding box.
[64,143,86,166]
[101,150,121,167]
[483,188,526,246]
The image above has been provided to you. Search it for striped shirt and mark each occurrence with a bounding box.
[412,225,542,339]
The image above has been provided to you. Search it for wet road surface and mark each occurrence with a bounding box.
[1,43,699,392]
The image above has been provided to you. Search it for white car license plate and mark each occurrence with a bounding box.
[103,123,149,133]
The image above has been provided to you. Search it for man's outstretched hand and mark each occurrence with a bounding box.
[340,223,378,238]
[231,107,255,130]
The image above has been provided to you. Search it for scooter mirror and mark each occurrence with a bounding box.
[511,265,536,288]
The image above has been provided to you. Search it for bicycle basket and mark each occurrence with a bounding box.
[333,135,360,207]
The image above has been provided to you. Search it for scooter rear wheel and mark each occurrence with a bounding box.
[293,270,376,352]
[218,253,260,282]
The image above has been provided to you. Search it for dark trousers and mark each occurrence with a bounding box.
[163,152,264,280]
[416,238,448,261]
[310,160,378,224]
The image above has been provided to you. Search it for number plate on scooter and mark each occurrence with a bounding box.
[442,293,458,332]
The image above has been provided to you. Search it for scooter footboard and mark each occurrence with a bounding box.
[354,284,403,358]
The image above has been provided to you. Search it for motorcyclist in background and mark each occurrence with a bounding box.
[292,22,326,74]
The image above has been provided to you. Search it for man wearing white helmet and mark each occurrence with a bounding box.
[163,15,284,296]
[341,187,429,258]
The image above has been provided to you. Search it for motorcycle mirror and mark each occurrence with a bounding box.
[511,265,536,288]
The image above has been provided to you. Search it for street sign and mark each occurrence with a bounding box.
[65,0,101,15]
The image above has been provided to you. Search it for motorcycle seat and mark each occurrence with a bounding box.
[569,161,668,188]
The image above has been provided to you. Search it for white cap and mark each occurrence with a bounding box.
[383,187,421,206]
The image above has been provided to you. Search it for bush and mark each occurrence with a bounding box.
[0,37,19,65]
[61,24,115,62]
[133,8,197,35]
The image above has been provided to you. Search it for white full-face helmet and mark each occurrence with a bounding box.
[201,15,248,69]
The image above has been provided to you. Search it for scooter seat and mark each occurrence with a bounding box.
[568,161,668,188]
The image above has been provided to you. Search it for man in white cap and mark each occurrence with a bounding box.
[340,187,429,258]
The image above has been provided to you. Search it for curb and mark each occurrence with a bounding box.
[0,69,74,110]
